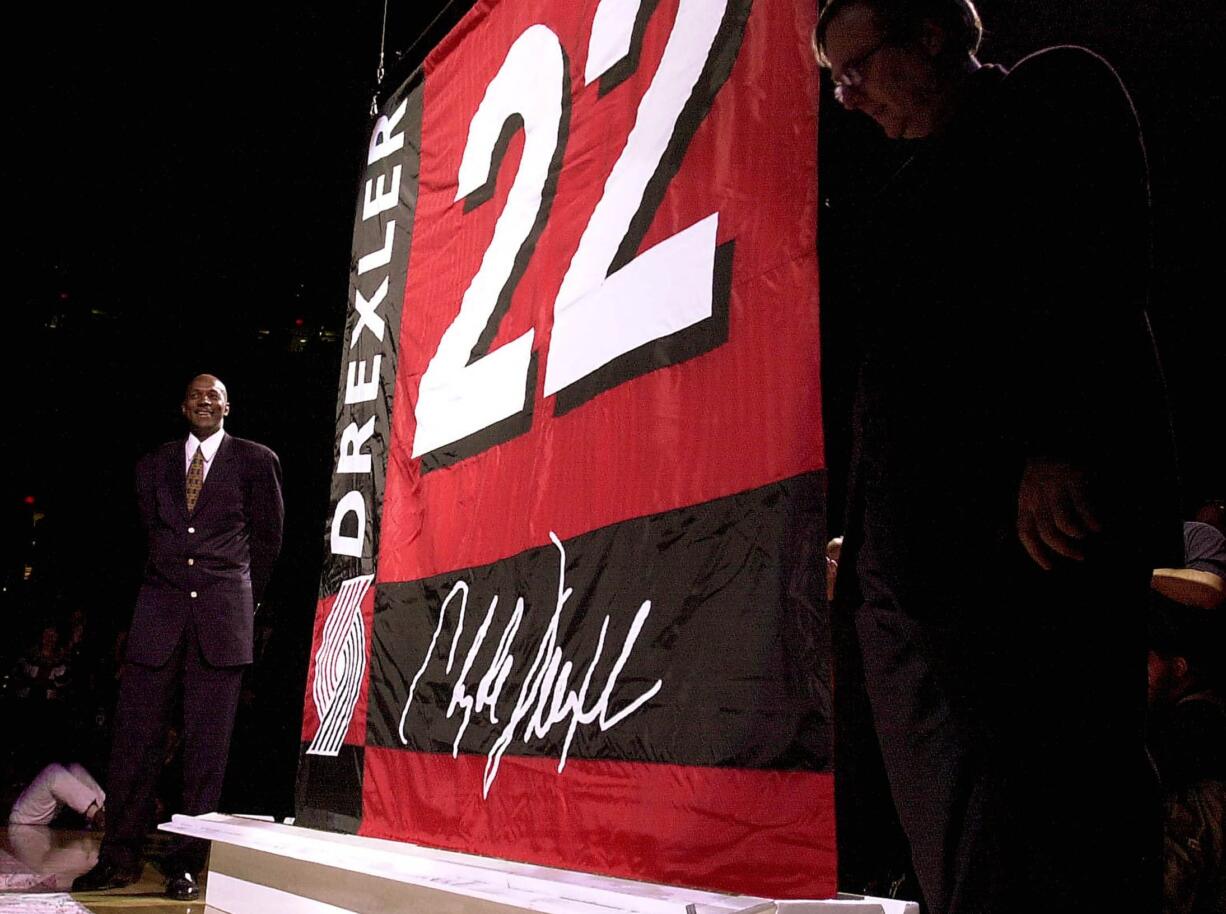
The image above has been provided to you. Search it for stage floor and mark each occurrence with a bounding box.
[0,827,209,913]
[3,821,918,914]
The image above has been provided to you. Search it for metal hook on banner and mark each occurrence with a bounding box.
[370,0,390,116]
[369,0,470,115]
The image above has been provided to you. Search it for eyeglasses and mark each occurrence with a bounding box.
[831,37,890,103]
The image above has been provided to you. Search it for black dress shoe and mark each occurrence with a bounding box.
[72,858,142,892]
[166,871,201,901]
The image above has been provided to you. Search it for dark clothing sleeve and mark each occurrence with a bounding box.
[999,50,1150,453]
[850,48,1180,569]
[995,48,1181,562]
[247,448,284,605]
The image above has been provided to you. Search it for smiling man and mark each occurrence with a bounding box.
[815,2,1181,913]
[74,374,283,900]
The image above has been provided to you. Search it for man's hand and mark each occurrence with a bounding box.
[1017,458,1102,570]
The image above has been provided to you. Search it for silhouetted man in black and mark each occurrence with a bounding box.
[815,1,1181,911]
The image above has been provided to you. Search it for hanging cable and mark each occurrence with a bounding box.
[397,0,467,75]
[371,0,391,116]
[370,0,470,116]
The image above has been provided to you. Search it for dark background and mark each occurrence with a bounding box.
[3,0,1222,814]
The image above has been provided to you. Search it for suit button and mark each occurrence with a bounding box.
[188,526,196,533]
[187,558,195,566]
[190,591,198,598]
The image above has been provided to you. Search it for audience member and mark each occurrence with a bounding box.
[1153,521,1226,610]
[8,625,73,764]
[1193,497,1226,538]
[9,625,71,703]
[1147,594,1226,914]
[3,825,99,892]
[8,762,105,829]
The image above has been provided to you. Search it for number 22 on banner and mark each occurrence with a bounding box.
[412,0,750,463]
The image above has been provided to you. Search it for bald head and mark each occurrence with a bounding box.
[182,374,230,439]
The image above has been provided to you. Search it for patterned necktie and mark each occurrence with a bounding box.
[186,446,205,513]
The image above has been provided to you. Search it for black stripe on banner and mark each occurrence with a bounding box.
[297,70,425,834]
[294,744,365,833]
[318,72,424,598]
[368,472,830,773]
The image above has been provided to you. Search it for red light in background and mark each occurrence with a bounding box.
[23,495,36,505]
[294,318,305,327]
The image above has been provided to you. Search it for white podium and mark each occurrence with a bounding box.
[161,814,917,914]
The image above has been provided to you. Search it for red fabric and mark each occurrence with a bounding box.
[305,0,834,897]
[379,0,822,583]
[359,748,837,899]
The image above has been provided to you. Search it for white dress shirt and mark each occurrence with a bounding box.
[185,428,225,482]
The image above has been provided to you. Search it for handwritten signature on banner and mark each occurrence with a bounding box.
[399,533,663,797]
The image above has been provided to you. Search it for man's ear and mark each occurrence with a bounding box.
[919,20,946,57]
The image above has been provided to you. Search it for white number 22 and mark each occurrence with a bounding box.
[413,0,746,461]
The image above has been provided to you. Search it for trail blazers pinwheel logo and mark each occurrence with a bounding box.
[307,574,375,756]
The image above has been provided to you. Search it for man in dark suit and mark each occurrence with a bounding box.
[815,2,1181,912]
[74,374,283,900]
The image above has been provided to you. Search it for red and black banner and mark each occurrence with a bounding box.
[297,0,831,898]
